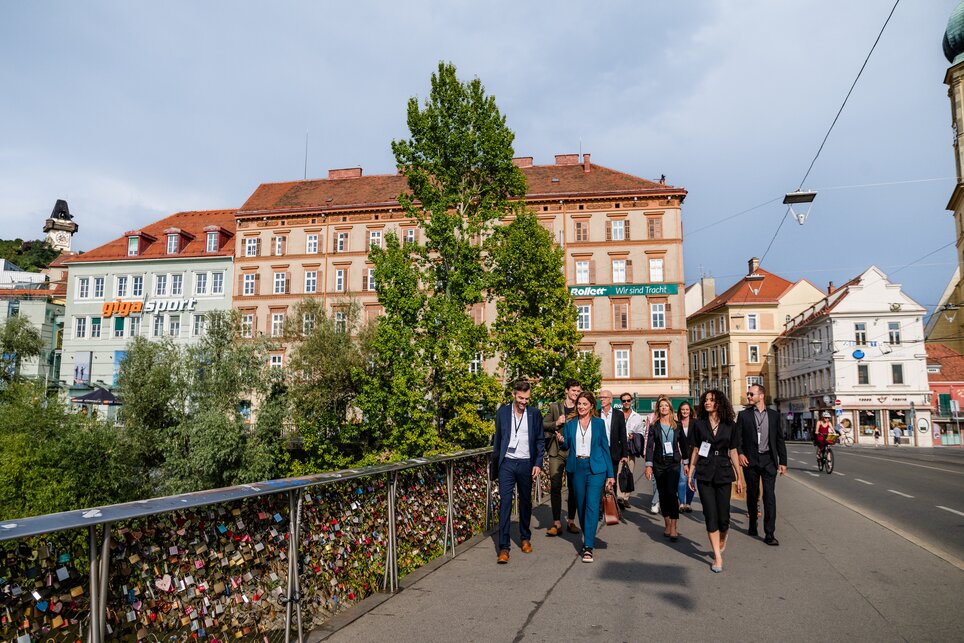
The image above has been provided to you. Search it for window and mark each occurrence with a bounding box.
[171,274,183,296]
[242,274,256,296]
[129,316,141,337]
[610,220,625,241]
[152,315,164,337]
[719,315,726,333]
[857,364,869,385]
[722,378,730,398]
[652,349,668,378]
[747,314,758,330]
[691,354,697,371]
[748,345,760,363]
[206,232,218,252]
[614,349,630,378]
[169,315,180,337]
[193,314,205,337]
[273,236,285,256]
[302,313,315,334]
[271,313,285,337]
[576,304,592,331]
[404,228,416,245]
[334,311,347,333]
[709,319,716,336]
[892,364,904,384]
[75,317,87,338]
[241,314,253,338]
[132,276,144,297]
[270,354,283,369]
[155,274,167,296]
[211,272,224,295]
[647,217,663,240]
[613,303,629,330]
[649,258,664,282]
[700,351,707,369]
[650,303,666,329]
[127,237,139,256]
[335,269,345,292]
[116,276,128,298]
[167,235,178,254]
[94,277,104,298]
[90,317,101,339]
[575,261,590,285]
[245,238,259,257]
[369,230,382,249]
[720,346,728,365]
[855,322,867,345]
[306,234,318,254]
[336,232,349,252]
[305,270,317,294]
[888,322,901,345]
[700,323,706,339]
[612,259,626,284]
[78,277,90,299]
[114,316,125,338]
[366,268,376,291]
[273,272,286,295]
[747,375,764,388]
[711,349,717,367]
[575,221,589,242]
[469,352,483,374]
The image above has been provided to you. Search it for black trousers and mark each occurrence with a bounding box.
[547,454,575,522]
[744,461,777,537]
[654,463,680,519]
[696,479,732,534]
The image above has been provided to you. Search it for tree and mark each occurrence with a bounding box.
[0,238,61,272]
[0,314,44,383]
[361,61,527,454]
[488,211,601,403]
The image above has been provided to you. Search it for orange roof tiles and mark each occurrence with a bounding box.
[63,210,237,264]
[690,267,795,318]
[927,343,964,382]
[238,162,684,215]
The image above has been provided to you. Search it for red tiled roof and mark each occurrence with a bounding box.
[238,162,685,215]
[689,267,795,318]
[927,343,964,382]
[778,274,864,335]
[63,210,237,264]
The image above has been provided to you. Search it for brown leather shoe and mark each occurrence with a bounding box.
[497,550,510,564]
[521,540,533,553]
[546,525,560,536]
[567,522,580,534]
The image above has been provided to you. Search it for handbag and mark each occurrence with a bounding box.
[602,491,620,525]
[618,463,635,493]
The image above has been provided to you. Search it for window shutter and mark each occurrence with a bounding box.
[589,260,597,285]
[625,220,631,240]
[255,238,262,256]
[285,272,291,294]
[238,274,244,294]
[254,273,260,295]
[626,260,634,283]
[605,221,612,241]
[365,234,370,252]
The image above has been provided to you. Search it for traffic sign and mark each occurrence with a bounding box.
[835,399,841,407]
[835,409,843,416]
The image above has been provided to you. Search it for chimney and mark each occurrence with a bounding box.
[827,281,835,295]
[701,276,716,304]
[582,153,591,172]
[554,154,579,166]
[747,257,760,275]
[328,167,363,180]
[512,157,533,168]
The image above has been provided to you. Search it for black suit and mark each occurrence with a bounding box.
[605,408,628,470]
[736,406,786,539]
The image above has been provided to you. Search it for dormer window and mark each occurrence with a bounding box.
[167,234,179,254]
[128,237,139,256]
[206,232,218,253]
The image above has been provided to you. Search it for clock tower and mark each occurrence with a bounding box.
[43,199,78,252]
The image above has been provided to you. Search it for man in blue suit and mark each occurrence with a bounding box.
[494,380,545,564]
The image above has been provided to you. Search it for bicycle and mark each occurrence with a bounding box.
[816,433,836,474]
[837,428,854,446]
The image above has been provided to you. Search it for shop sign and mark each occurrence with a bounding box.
[569,283,679,297]
[102,298,199,318]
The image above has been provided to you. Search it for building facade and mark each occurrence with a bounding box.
[687,258,824,409]
[0,290,63,385]
[926,343,964,446]
[775,267,934,446]
[233,154,689,397]
[60,210,236,396]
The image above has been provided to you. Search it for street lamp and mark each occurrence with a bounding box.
[784,190,817,225]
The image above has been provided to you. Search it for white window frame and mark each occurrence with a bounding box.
[891,363,904,385]
[614,349,630,378]
[652,349,668,378]
[171,273,183,296]
[193,314,205,337]
[888,322,901,345]
[305,270,317,294]
[155,274,167,296]
[127,237,139,257]
[721,345,728,365]
[335,269,345,292]
[748,344,760,363]
[271,313,285,337]
[650,303,666,329]
[336,232,349,253]
[369,230,382,249]
[75,317,87,338]
[576,304,592,331]
[245,238,258,257]
[747,313,758,331]
[242,274,256,296]
[168,315,180,337]
[575,261,590,285]
[469,352,483,374]
[612,259,626,284]
[77,277,90,299]
[269,354,283,369]
[206,232,218,252]
[649,258,664,282]
[167,235,178,254]
[302,313,315,334]
[93,277,104,299]
[132,276,144,297]
[90,317,101,339]
[241,314,253,338]
[306,234,319,254]
[366,268,376,291]
[404,229,416,245]
[273,272,286,295]
[211,272,224,295]
[274,236,285,256]
[152,315,164,337]
[611,220,625,241]
[334,311,347,333]
[116,276,128,298]
[113,316,125,338]
[130,316,141,337]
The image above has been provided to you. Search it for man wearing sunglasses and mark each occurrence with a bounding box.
[736,383,787,545]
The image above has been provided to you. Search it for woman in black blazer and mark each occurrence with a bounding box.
[687,389,745,573]
[644,395,689,541]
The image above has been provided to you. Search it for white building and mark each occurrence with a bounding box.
[774,267,933,446]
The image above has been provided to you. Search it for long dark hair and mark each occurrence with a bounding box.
[697,389,735,424]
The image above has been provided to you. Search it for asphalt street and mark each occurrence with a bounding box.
[784,443,964,564]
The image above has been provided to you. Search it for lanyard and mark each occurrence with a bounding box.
[513,410,525,438]
[579,419,591,450]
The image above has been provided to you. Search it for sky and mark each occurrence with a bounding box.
[0,0,959,317]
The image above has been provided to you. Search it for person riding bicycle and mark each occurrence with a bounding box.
[814,412,834,457]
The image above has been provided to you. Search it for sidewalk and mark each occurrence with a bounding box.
[313,472,962,642]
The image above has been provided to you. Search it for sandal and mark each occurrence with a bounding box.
[581,548,594,563]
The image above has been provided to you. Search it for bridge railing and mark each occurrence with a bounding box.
[0,449,493,643]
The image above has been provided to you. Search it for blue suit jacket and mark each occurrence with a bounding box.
[560,417,615,477]
[494,404,546,471]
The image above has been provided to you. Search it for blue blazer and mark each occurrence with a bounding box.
[494,403,546,471]
[560,417,615,477]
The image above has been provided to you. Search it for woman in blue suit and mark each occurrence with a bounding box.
[555,391,615,563]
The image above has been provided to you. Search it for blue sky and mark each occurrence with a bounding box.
[0,1,958,315]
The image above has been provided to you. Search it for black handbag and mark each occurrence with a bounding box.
[618,463,635,493]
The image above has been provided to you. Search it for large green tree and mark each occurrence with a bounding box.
[0,315,43,383]
[0,239,61,272]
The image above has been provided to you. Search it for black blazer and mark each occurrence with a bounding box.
[735,407,787,468]
[644,421,688,468]
[605,408,628,464]
[690,419,739,484]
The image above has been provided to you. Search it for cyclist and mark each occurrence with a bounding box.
[814,412,833,459]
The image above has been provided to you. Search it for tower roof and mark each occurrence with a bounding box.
[944,1,964,65]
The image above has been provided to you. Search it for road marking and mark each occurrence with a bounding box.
[805,471,820,477]
[842,452,963,475]
[937,505,964,518]
[855,478,874,485]
[888,489,914,498]
[833,472,845,476]
[793,459,808,465]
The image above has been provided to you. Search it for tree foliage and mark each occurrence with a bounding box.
[0,315,43,383]
[0,239,61,272]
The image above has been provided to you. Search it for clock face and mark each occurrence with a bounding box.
[54,231,69,245]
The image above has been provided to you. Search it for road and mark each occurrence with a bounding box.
[784,442,964,564]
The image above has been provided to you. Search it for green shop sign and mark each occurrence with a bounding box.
[569,283,679,297]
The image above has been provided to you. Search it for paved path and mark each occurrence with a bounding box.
[312,470,963,642]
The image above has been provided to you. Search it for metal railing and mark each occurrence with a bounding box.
[0,449,493,642]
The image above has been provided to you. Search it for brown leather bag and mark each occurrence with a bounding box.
[602,491,620,525]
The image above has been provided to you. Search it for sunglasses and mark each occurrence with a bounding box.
[620,398,632,403]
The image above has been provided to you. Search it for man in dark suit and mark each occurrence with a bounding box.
[493,380,546,564]
[736,383,787,545]
[599,391,629,507]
